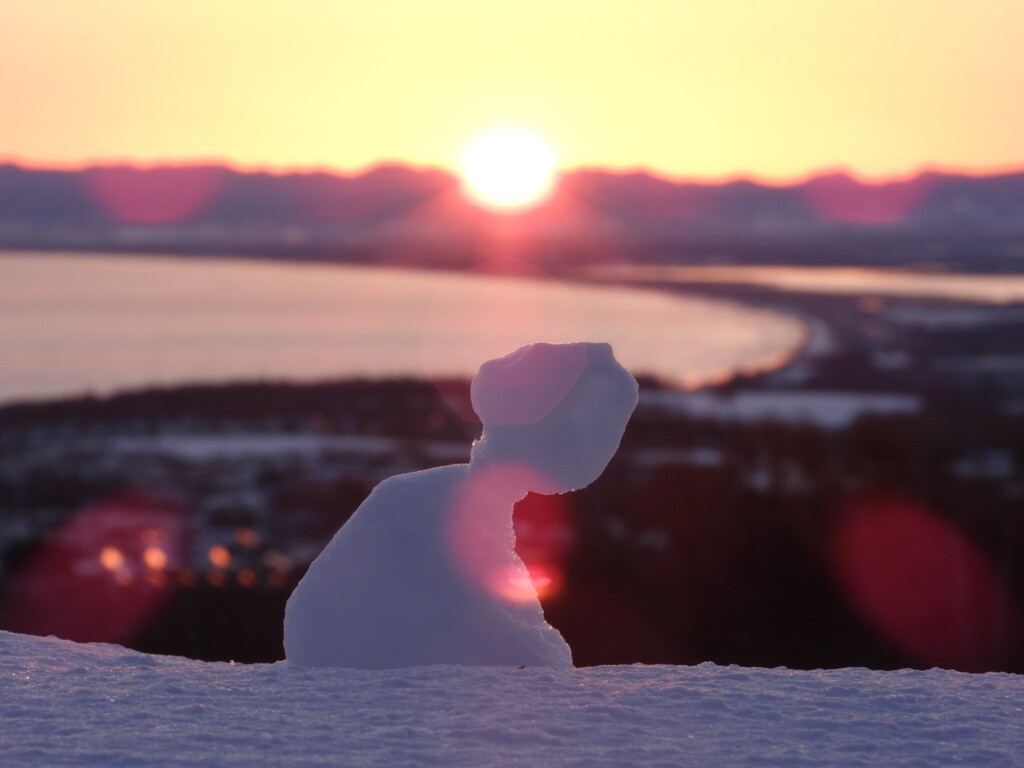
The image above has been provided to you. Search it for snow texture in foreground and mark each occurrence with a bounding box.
[284,342,637,668]
[3,631,1023,768]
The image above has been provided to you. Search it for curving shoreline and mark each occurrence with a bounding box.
[0,251,806,405]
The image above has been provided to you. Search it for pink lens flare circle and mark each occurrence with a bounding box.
[829,493,1022,671]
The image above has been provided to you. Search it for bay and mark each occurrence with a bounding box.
[0,252,806,404]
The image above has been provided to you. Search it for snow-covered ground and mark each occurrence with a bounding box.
[3,631,1022,767]
[642,390,920,430]
[99,433,471,463]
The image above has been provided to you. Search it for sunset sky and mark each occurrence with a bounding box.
[2,0,1023,181]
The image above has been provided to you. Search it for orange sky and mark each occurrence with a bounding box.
[2,0,1023,181]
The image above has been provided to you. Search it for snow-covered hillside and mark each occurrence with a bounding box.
[3,631,1021,767]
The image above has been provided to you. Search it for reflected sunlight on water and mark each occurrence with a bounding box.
[0,252,806,403]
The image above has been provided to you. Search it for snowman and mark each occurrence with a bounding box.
[284,342,637,668]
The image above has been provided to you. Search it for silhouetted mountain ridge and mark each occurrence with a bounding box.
[2,162,1023,263]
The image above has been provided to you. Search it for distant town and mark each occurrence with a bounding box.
[1,277,1022,671]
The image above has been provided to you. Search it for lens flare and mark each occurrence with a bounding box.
[83,165,225,224]
[1,491,188,645]
[471,342,588,426]
[446,462,574,604]
[513,491,574,600]
[800,173,935,224]
[829,493,1022,671]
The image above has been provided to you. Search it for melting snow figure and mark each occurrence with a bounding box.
[284,342,637,668]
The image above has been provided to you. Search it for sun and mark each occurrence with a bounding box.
[459,129,557,210]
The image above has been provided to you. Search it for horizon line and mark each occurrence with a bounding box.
[2,155,1024,189]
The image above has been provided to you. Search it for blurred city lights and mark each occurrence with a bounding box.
[142,546,168,571]
[1,490,188,645]
[99,545,126,572]
[207,544,232,569]
[233,528,261,549]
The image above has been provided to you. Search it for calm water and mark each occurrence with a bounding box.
[584,264,1024,304]
[0,252,806,404]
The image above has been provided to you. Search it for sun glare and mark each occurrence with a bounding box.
[459,129,557,210]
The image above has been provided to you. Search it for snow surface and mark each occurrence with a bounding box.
[284,343,637,668]
[3,631,1023,768]
[98,433,469,463]
[643,390,920,430]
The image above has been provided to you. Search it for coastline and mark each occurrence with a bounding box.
[0,249,807,406]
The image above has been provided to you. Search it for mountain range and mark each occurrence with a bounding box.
[2,162,1023,266]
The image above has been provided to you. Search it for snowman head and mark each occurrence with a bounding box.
[469,342,638,497]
